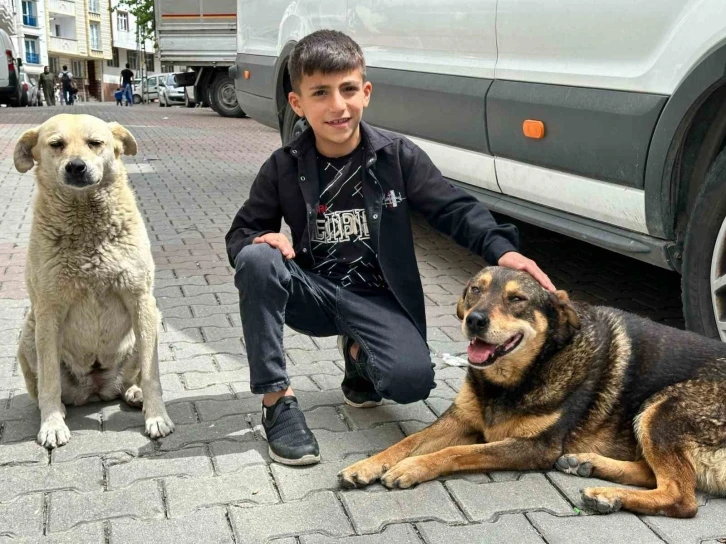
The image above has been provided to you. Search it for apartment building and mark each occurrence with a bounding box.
[7,0,49,76]
[46,0,112,100]
[103,0,157,100]
[0,0,15,36]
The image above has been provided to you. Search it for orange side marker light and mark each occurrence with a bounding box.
[244,70,250,79]
[523,119,545,139]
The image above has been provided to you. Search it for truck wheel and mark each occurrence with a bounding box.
[281,102,309,145]
[210,74,245,118]
[682,148,726,340]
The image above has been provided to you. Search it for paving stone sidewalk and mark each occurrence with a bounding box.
[0,104,720,543]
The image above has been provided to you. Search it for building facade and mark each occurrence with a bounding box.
[9,0,49,76]
[103,0,156,101]
[46,0,112,101]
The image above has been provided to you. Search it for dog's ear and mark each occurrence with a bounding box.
[107,122,138,156]
[456,282,470,320]
[549,290,581,330]
[14,128,39,173]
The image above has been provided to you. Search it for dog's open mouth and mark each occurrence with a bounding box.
[467,333,523,366]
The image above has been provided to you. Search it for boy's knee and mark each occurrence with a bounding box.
[377,356,435,405]
[234,244,286,287]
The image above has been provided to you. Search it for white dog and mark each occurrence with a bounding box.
[13,114,174,448]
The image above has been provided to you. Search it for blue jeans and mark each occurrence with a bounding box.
[234,244,435,402]
[123,83,133,105]
[62,86,72,105]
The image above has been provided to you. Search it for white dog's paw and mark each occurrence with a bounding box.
[123,385,143,407]
[37,416,71,449]
[145,413,175,439]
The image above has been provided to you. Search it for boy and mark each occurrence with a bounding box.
[114,87,124,106]
[58,65,73,106]
[226,30,554,466]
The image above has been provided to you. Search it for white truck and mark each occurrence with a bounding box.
[231,0,726,341]
[154,0,244,117]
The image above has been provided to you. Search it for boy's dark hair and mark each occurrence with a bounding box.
[62,65,68,71]
[288,30,366,93]
[125,63,130,69]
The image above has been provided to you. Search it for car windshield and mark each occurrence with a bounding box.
[168,75,176,87]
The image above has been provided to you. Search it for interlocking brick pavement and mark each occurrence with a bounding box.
[0,104,718,543]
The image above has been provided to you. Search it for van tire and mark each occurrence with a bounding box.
[281,102,308,145]
[210,74,245,118]
[682,148,726,340]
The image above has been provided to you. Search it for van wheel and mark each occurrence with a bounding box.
[210,74,245,118]
[281,102,308,145]
[133,94,142,105]
[682,148,726,340]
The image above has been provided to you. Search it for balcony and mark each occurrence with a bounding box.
[25,52,40,64]
[49,36,78,54]
[48,0,75,17]
[22,14,39,27]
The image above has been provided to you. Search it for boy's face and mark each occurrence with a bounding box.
[288,69,372,158]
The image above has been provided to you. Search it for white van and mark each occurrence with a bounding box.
[232,1,726,341]
[0,29,22,107]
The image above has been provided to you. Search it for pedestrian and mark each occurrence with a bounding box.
[120,63,134,106]
[225,30,555,466]
[38,66,55,106]
[114,87,123,105]
[58,65,73,106]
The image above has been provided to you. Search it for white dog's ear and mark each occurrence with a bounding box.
[14,128,39,173]
[107,122,138,156]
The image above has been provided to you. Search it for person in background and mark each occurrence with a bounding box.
[120,63,134,106]
[58,65,73,106]
[38,66,55,106]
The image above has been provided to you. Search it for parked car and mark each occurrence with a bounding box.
[233,0,726,341]
[158,73,185,107]
[0,28,22,107]
[19,71,41,106]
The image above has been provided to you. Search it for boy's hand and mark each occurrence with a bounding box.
[498,251,556,292]
[253,233,296,260]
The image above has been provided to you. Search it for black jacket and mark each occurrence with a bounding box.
[225,122,518,340]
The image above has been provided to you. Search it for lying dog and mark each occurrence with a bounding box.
[13,114,174,449]
[339,266,726,517]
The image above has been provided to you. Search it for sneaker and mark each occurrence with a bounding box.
[260,396,320,465]
[338,335,383,408]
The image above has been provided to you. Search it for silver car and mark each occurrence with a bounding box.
[158,73,185,107]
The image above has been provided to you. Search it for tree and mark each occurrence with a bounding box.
[113,0,155,44]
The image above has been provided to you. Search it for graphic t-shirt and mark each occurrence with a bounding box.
[310,145,387,289]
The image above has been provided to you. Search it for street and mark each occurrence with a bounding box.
[0,104,719,544]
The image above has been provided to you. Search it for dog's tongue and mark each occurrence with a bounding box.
[467,339,496,364]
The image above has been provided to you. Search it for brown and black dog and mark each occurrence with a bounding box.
[338,266,726,517]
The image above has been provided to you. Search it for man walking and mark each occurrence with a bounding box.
[58,65,73,105]
[120,63,134,106]
[38,66,55,106]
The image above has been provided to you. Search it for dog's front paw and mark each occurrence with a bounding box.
[555,454,594,477]
[338,458,389,488]
[145,413,175,439]
[123,385,143,407]
[581,487,623,514]
[37,415,71,449]
[381,458,432,489]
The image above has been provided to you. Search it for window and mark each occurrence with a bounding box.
[117,11,129,32]
[145,53,154,73]
[89,22,100,50]
[107,47,119,68]
[88,0,100,13]
[24,37,39,64]
[21,1,37,27]
[161,63,174,73]
[49,56,60,73]
[127,49,138,70]
[53,24,60,37]
[72,59,84,78]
